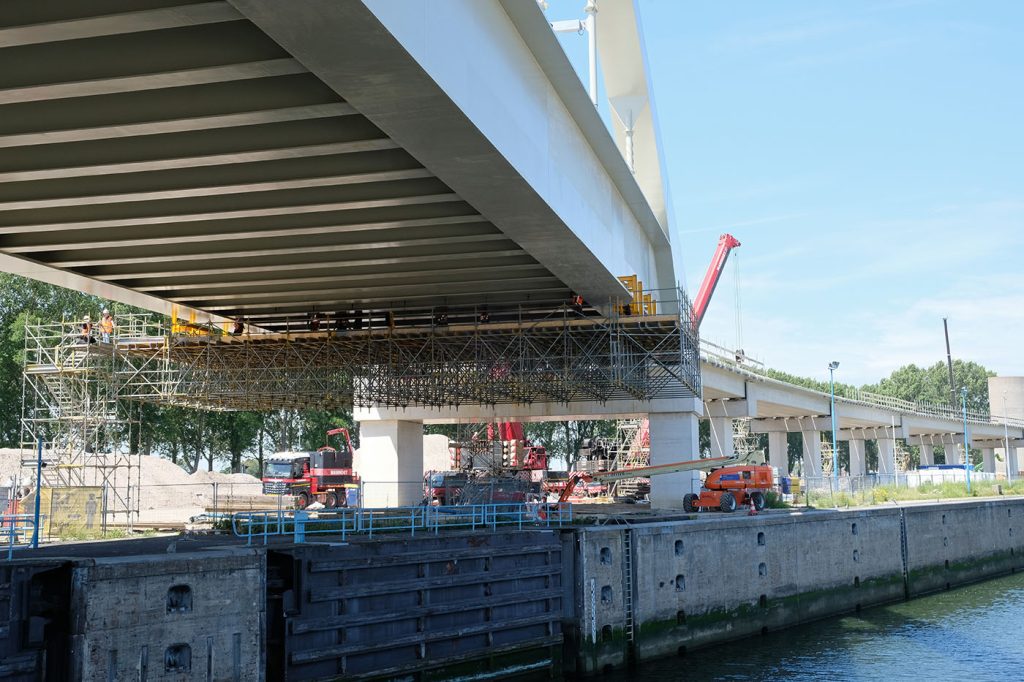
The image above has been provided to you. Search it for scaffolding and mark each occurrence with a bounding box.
[114,290,701,411]
[20,292,701,519]
[19,318,154,529]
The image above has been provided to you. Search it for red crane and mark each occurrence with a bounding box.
[691,233,741,329]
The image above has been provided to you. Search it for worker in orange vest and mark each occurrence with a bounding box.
[99,308,114,343]
[79,315,95,344]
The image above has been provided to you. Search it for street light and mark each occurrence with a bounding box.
[961,386,971,493]
[829,361,840,484]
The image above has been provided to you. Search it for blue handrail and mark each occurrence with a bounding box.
[230,503,573,545]
[3,514,44,560]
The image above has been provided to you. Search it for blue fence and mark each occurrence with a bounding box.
[2,514,43,560]
[231,503,573,545]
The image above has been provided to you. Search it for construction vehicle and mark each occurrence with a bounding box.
[556,451,773,513]
[424,471,468,505]
[682,464,773,513]
[261,427,360,509]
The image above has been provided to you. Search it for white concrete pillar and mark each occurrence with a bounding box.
[768,431,789,477]
[919,443,935,467]
[876,439,897,476]
[801,431,822,478]
[357,420,424,507]
[649,412,700,509]
[944,444,961,465]
[709,417,734,458]
[1011,447,1021,480]
[849,439,867,477]
[981,447,996,474]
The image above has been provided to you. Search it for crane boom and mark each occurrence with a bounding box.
[557,450,757,503]
[691,233,741,329]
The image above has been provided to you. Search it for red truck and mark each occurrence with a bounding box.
[261,427,360,509]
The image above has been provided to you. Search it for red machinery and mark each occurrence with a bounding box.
[261,427,361,509]
[683,464,773,513]
[556,452,773,513]
[691,233,741,329]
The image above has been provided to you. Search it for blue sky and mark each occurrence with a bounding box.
[548,0,1024,387]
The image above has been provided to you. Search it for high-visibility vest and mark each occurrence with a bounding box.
[100,317,114,334]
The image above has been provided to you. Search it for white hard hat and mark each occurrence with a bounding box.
[102,308,109,315]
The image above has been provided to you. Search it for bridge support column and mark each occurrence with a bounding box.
[981,447,996,474]
[768,432,789,476]
[876,439,896,478]
[357,420,424,507]
[943,444,961,465]
[849,439,867,477]
[801,431,822,478]
[919,443,935,466]
[709,417,734,458]
[648,412,700,509]
[1011,447,1021,479]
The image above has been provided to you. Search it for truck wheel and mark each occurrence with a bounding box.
[751,491,767,511]
[325,492,339,508]
[683,494,697,513]
[296,491,311,509]
[719,492,737,513]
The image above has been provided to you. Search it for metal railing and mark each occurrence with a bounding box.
[2,514,43,560]
[799,471,999,495]
[231,502,574,545]
[700,340,1024,428]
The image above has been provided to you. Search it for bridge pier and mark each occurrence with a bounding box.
[801,431,823,477]
[357,420,424,507]
[944,444,962,465]
[981,447,996,474]
[768,431,789,477]
[648,412,700,509]
[919,443,935,466]
[709,417,734,458]
[849,438,867,477]
[876,438,896,477]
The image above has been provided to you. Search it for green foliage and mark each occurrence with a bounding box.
[863,359,995,412]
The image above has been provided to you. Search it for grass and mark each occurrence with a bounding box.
[806,479,1024,509]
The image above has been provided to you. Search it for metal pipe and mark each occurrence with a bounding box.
[961,387,971,493]
[585,0,598,106]
[943,318,956,406]
[31,436,42,548]
[829,362,839,483]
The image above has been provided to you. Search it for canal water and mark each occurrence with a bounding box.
[606,572,1024,682]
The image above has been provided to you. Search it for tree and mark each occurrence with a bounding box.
[864,360,995,413]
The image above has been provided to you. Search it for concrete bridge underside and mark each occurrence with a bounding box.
[0,0,676,331]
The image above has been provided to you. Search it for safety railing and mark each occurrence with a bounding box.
[2,514,43,560]
[231,502,574,545]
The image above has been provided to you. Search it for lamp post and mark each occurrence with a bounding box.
[829,361,840,484]
[961,387,971,493]
[1004,391,1013,483]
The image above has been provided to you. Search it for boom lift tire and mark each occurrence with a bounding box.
[719,491,737,513]
[683,493,697,513]
[750,491,767,511]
